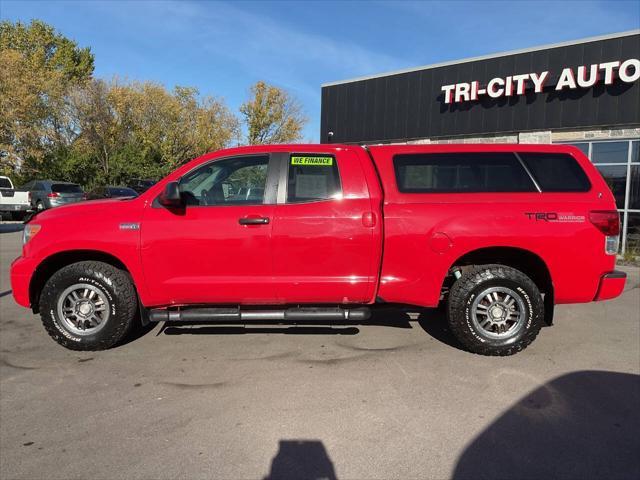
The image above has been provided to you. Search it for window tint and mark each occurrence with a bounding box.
[591,142,629,164]
[569,143,590,157]
[627,213,640,253]
[394,153,535,193]
[519,153,591,192]
[287,155,341,203]
[630,165,640,210]
[0,178,12,189]
[595,165,627,208]
[179,155,269,206]
[52,183,83,193]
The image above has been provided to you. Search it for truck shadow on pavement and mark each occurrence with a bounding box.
[452,370,640,480]
[414,306,464,349]
[263,440,338,480]
[162,324,361,336]
[157,306,466,351]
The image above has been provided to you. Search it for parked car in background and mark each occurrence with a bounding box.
[127,179,157,194]
[0,176,30,220]
[87,186,138,200]
[22,180,86,211]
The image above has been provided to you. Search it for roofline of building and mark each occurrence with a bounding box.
[321,29,640,88]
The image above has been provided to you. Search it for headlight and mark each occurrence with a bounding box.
[23,224,41,245]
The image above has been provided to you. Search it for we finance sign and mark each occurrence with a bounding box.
[440,58,640,104]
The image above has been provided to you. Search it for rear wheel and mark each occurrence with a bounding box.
[36,201,45,211]
[447,264,544,356]
[39,261,137,351]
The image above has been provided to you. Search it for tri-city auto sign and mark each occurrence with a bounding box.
[441,58,640,104]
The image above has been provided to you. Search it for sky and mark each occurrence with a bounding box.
[1,0,639,141]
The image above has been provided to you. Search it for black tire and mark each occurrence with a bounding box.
[36,201,45,211]
[10,211,26,221]
[39,261,138,351]
[447,264,544,356]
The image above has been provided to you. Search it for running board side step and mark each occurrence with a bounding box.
[148,307,371,323]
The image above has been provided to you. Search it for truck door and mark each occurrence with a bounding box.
[271,150,380,304]
[140,153,279,306]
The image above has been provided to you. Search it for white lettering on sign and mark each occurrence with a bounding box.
[529,71,549,93]
[440,58,639,104]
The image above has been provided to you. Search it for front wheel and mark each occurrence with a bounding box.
[447,265,544,356]
[39,261,138,351]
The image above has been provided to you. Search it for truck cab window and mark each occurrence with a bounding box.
[179,155,269,206]
[286,155,341,203]
[394,152,536,193]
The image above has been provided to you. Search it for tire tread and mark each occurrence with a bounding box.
[447,264,544,356]
[39,261,137,351]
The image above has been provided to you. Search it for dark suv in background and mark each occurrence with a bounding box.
[87,186,138,200]
[21,180,86,211]
[127,179,157,194]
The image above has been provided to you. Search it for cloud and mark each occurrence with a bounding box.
[87,0,408,100]
[73,0,412,140]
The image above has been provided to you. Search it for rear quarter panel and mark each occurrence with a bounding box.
[368,144,617,307]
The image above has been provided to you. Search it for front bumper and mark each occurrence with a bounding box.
[10,255,36,308]
[594,271,627,301]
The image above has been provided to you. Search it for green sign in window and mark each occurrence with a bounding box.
[291,156,334,166]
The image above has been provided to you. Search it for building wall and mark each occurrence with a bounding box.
[321,32,640,144]
[397,127,640,145]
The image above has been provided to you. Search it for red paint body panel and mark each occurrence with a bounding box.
[271,147,382,303]
[140,203,277,305]
[10,143,624,311]
[367,144,619,305]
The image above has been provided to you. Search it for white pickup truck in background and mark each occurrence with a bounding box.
[0,176,31,220]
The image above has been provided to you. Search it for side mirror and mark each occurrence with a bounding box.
[158,181,183,208]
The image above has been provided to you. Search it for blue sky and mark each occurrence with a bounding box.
[2,0,639,141]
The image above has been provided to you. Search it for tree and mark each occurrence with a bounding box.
[240,81,307,145]
[65,79,240,187]
[0,20,94,174]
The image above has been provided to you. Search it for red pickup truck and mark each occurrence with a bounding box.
[11,144,626,355]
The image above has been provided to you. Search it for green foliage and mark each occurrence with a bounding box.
[0,20,94,172]
[240,81,307,145]
[0,19,94,82]
[1,20,308,189]
[622,247,639,264]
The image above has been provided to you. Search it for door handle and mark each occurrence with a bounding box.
[239,216,270,225]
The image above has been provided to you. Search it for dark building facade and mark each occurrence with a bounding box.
[320,31,640,254]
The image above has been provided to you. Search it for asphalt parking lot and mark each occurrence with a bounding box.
[1,225,639,480]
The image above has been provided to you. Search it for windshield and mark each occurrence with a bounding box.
[0,178,12,189]
[52,183,83,193]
